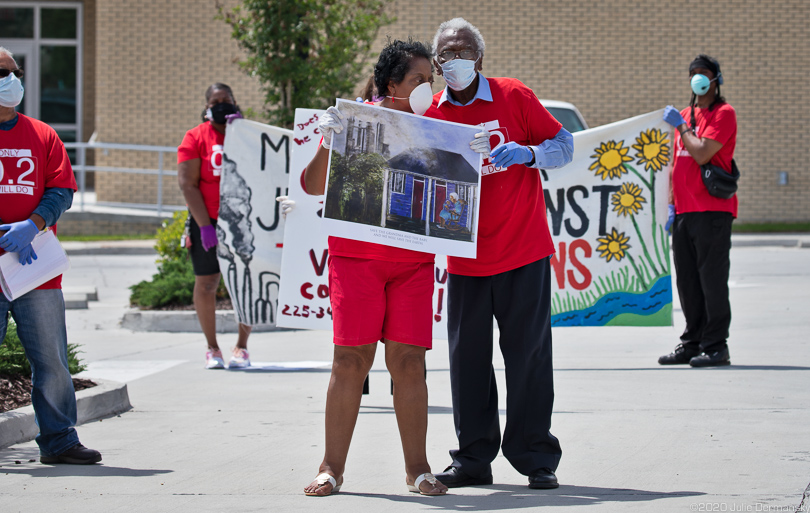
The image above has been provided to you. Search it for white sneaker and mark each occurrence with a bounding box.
[228,348,251,369]
[205,349,225,369]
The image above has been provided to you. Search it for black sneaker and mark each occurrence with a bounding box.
[658,343,700,365]
[40,443,102,465]
[689,348,730,367]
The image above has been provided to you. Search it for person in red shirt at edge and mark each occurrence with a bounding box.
[425,18,574,490]
[659,55,737,368]
[177,83,253,370]
[0,47,101,464]
[298,39,490,497]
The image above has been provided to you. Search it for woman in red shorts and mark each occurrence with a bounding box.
[299,39,489,497]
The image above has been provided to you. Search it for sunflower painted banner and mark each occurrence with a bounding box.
[544,110,673,326]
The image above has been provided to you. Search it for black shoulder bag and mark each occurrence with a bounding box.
[700,159,740,199]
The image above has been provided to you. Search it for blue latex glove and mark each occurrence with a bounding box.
[665,204,676,233]
[17,243,38,265]
[490,142,533,168]
[199,224,218,252]
[663,106,686,128]
[225,111,243,124]
[0,219,39,253]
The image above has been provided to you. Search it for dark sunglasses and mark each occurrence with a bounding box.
[0,68,24,79]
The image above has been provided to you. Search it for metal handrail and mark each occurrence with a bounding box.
[64,141,179,216]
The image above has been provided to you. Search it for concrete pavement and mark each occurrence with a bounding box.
[1,236,809,512]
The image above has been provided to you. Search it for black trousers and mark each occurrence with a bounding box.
[672,211,733,353]
[446,257,561,477]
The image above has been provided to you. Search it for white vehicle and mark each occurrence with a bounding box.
[539,99,589,133]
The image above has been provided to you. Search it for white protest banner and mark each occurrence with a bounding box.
[322,100,482,258]
[277,107,450,339]
[217,119,292,326]
[276,109,332,329]
[545,110,673,326]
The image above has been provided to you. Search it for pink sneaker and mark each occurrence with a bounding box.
[229,348,251,369]
[205,349,225,369]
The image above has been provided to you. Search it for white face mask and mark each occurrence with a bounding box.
[440,58,478,91]
[407,82,433,116]
[0,72,24,108]
[387,81,434,116]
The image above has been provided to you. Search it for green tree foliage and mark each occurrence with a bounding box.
[0,318,86,376]
[217,0,394,128]
[325,152,385,225]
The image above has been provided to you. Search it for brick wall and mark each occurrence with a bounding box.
[93,0,264,207]
[369,0,810,223]
[92,0,809,223]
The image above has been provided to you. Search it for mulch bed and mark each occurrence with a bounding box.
[0,375,96,413]
[136,298,233,311]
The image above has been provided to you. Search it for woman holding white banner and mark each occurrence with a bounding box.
[177,83,252,370]
[294,39,489,497]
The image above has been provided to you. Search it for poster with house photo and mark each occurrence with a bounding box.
[321,99,483,258]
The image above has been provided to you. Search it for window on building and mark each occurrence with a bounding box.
[0,2,82,161]
[391,171,405,194]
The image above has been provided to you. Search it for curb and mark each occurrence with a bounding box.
[0,379,132,450]
[120,309,285,333]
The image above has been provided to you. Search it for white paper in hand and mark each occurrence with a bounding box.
[0,230,70,300]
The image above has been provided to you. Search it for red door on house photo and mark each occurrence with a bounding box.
[411,178,425,219]
[434,181,447,225]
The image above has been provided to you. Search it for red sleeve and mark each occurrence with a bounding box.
[701,104,736,146]
[523,85,563,145]
[177,127,201,164]
[43,127,78,191]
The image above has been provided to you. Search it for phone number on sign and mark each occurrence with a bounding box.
[281,304,332,319]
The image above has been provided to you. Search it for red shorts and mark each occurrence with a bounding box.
[328,256,434,349]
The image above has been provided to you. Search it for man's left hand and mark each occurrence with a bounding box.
[0,219,39,253]
[17,244,38,265]
[490,142,533,168]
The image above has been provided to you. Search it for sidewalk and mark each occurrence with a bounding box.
[0,238,808,512]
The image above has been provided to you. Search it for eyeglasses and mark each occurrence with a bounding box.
[437,50,478,62]
[0,68,24,79]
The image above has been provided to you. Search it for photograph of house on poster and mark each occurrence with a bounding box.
[321,100,483,258]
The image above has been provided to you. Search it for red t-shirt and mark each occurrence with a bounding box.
[177,122,225,220]
[304,104,434,264]
[672,103,738,217]
[431,77,562,276]
[0,114,78,289]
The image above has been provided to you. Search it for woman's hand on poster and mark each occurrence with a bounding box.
[490,142,533,168]
[199,224,218,252]
[470,128,491,155]
[225,111,243,124]
[663,106,686,128]
[0,219,39,253]
[319,106,346,150]
[276,196,296,218]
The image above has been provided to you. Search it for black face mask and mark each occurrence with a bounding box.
[208,102,237,124]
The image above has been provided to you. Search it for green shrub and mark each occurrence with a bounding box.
[0,318,87,377]
[155,210,189,262]
[129,210,228,308]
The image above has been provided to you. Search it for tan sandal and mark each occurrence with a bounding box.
[407,472,447,496]
[305,473,342,496]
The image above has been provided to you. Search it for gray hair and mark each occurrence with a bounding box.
[0,47,13,59]
[432,18,486,57]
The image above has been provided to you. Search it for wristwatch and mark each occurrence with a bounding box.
[528,146,536,166]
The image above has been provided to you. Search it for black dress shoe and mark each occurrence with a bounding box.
[40,443,102,465]
[529,468,559,489]
[658,343,701,365]
[434,466,493,488]
[689,348,730,367]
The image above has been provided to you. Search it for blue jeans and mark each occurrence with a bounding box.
[0,289,79,456]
